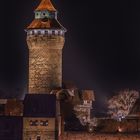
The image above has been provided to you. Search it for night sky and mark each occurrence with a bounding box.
[1,0,140,111]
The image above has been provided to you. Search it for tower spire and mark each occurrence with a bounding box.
[36,0,56,11]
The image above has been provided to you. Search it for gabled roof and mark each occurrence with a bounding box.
[36,0,56,11]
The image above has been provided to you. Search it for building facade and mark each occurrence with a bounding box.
[23,94,56,140]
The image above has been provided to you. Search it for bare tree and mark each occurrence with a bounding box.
[108,89,139,121]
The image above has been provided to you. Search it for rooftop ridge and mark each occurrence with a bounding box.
[35,0,56,11]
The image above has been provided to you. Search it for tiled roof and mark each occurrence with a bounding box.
[36,0,56,11]
[27,18,64,30]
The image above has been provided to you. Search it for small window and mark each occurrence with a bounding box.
[37,136,41,140]
[45,30,48,34]
[42,12,46,16]
[40,120,48,126]
[38,31,41,35]
[58,31,61,35]
[52,30,55,35]
[30,120,38,126]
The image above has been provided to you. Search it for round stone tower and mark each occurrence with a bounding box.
[26,0,66,94]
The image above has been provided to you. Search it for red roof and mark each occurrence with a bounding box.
[82,90,95,101]
[36,0,56,11]
[27,18,64,30]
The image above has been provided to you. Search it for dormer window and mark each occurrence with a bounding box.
[35,11,41,19]
[42,12,46,17]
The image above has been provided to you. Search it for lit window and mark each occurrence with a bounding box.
[40,120,48,126]
[48,30,52,35]
[30,120,38,126]
[34,30,38,34]
[61,31,64,36]
[55,30,58,35]
[84,101,88,104]
[41,30,45,34]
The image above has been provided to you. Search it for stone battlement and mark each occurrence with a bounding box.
[27,29,65,36]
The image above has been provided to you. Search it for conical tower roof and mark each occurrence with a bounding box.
[36,0,56,11]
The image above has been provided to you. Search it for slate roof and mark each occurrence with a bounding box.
[23,94,56,117]
[35,0,56,11]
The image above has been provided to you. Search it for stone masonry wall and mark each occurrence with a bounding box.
[60,133,140,140]
[27,35,65,94]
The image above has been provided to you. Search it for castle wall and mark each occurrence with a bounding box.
[60,133,140,140]
[97,118,140,133]
[27,35,65,94]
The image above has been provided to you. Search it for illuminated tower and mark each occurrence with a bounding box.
[23,1,66,140]
[26,0,66,94]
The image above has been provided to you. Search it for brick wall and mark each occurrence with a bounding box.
[27,35,65,94]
